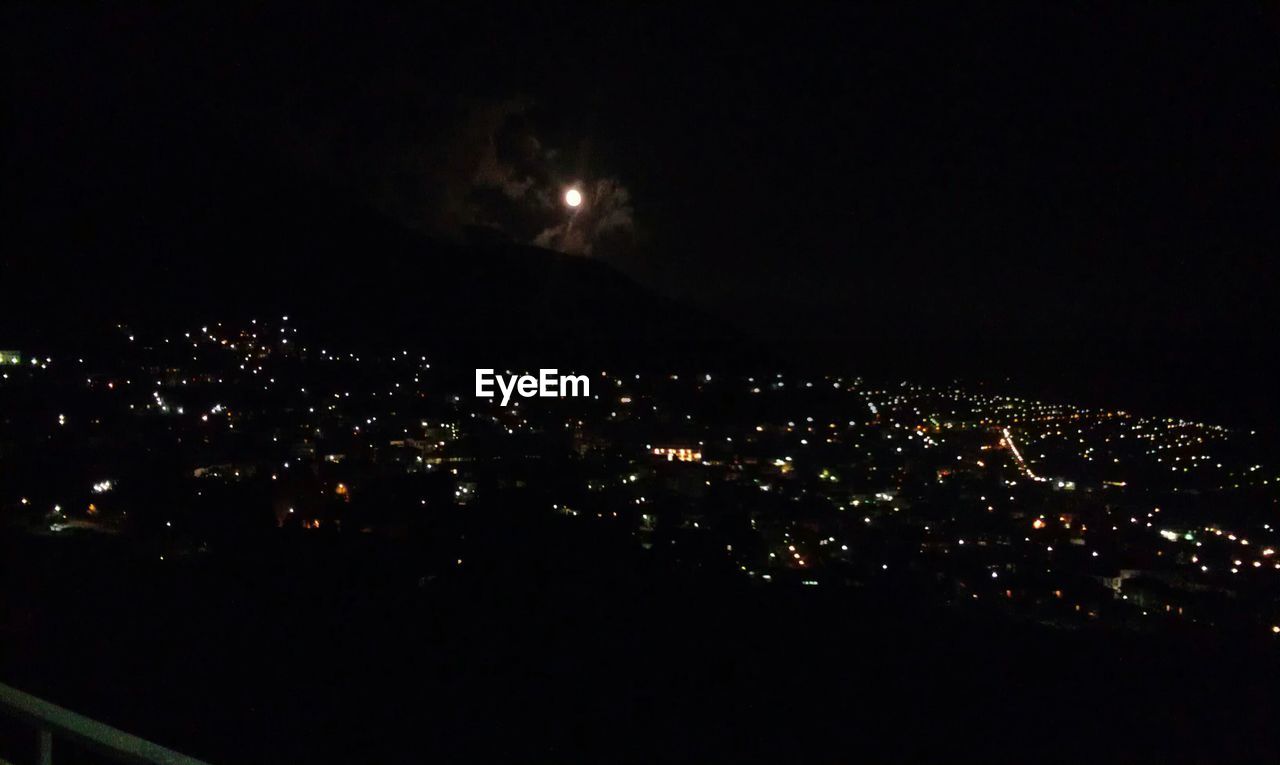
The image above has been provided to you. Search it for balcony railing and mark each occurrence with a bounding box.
[0,682,209,765]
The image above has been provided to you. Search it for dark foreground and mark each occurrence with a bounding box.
[2,518,1276,765]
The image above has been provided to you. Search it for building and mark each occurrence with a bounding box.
[651,446,702,463]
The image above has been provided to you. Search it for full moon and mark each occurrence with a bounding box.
[564,188,583,208]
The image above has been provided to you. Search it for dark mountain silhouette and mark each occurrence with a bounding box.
[6,137,754,370]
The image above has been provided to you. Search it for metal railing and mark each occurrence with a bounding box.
[0,683,210,765]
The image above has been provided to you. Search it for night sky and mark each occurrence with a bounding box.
[6,4,1279,420]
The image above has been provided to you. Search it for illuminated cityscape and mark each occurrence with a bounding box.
[4,319,1278,638]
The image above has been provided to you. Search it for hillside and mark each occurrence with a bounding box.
[5,139,750,369]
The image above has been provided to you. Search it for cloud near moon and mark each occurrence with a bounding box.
[288,95,635,257]
[464,100,635,256]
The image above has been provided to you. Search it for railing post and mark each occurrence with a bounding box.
[38,726,52,765]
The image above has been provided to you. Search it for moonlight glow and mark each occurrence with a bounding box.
[564,188,582,208]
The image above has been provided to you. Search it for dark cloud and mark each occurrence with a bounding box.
[468,102,635,256]
[287,94,634,256]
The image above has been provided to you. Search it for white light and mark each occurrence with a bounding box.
[564,188,583,208]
